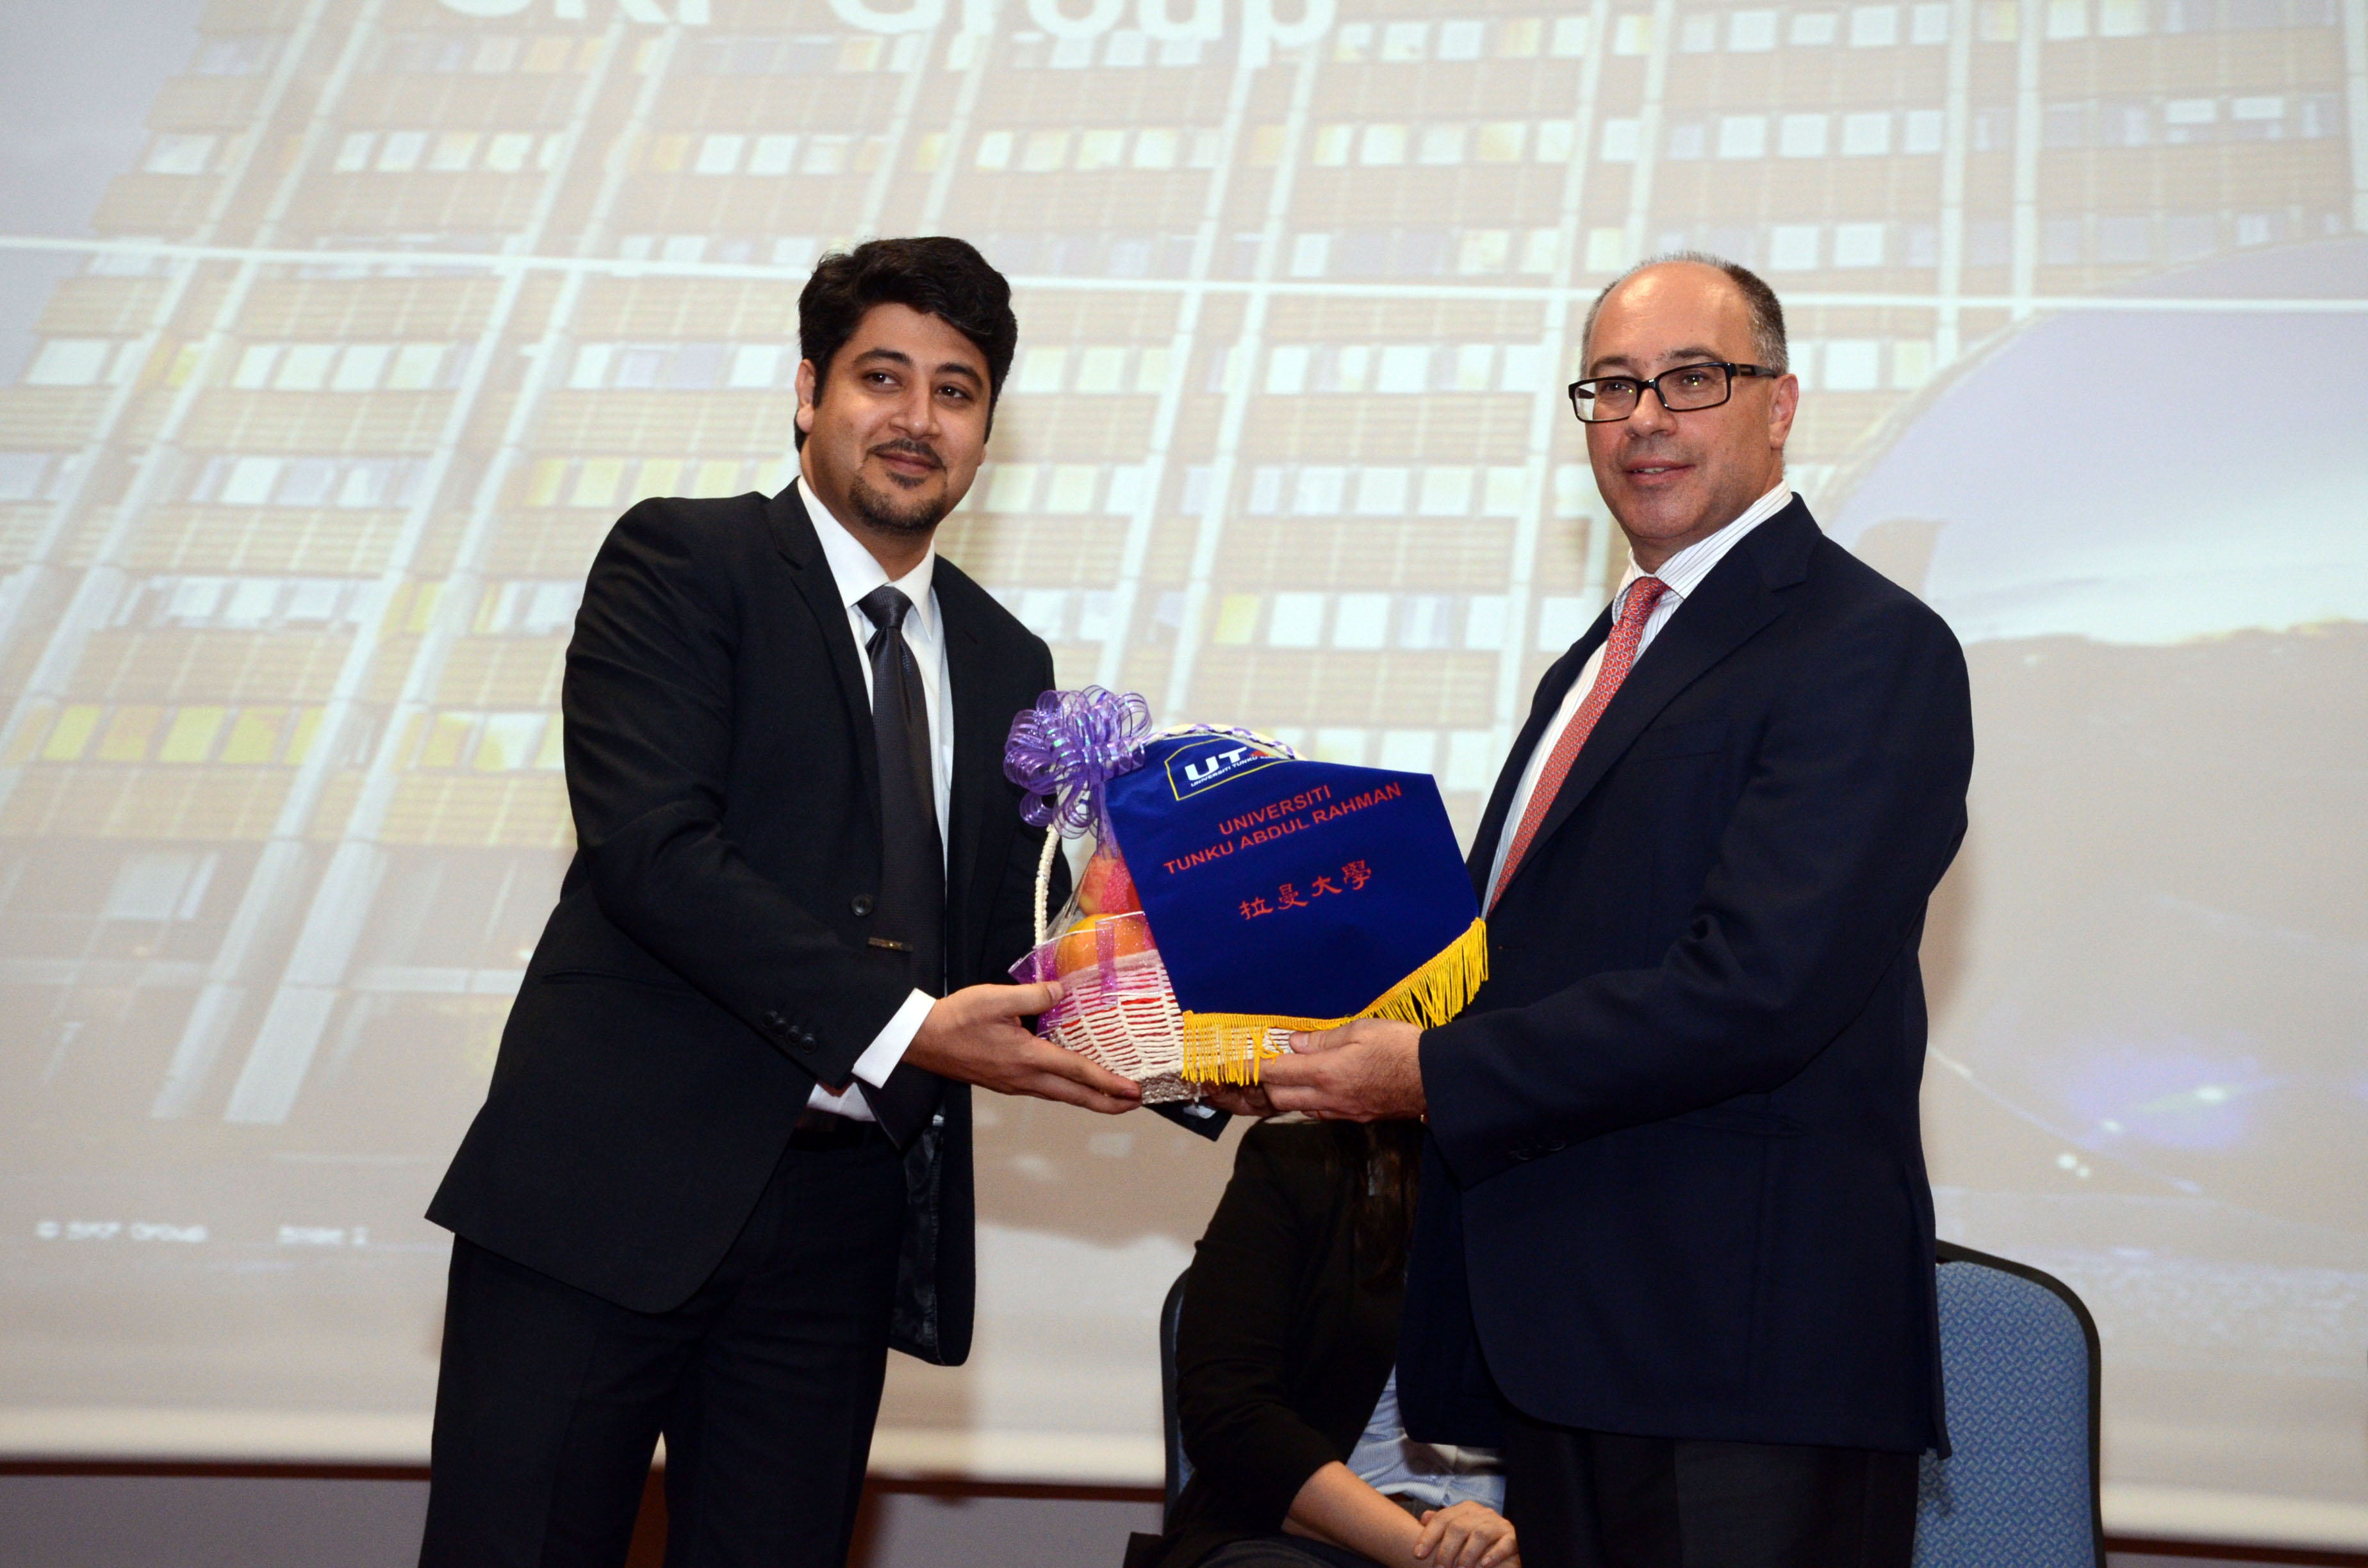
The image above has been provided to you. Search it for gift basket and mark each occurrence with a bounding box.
[1003,687,1488,1104]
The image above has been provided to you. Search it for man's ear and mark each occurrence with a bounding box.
[794,357,819,437]
[1767,370,1800,450]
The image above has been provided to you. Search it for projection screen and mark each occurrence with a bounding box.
[1,0,2364,1549]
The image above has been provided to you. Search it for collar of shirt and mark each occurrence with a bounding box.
[1479,478,1791,904]
[798,476,942,653]
[1609,477,1794,616]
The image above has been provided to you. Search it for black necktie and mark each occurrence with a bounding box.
[854,585,946,1147]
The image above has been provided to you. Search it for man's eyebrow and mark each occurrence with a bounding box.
[848,347,985,390]
[1584,344,1726,376]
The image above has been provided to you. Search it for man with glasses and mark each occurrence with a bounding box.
[1254,256,1975,1567]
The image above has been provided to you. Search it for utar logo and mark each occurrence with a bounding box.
[436,0,1335,65]
[1165,738,1288,799]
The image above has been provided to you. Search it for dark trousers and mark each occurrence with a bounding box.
[420,1124,908,1568]
[1502,1408,1920,1568]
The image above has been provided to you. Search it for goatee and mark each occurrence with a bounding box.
[848,470,948,538]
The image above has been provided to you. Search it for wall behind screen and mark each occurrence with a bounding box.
[0,0,2363,1546]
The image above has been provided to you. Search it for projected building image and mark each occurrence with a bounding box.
[1,0,2362,1521]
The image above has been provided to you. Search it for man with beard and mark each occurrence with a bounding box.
[420,237,1140,1567]
[1246,256,1975,1567]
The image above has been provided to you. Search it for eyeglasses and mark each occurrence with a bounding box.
[1568,361,1781,423]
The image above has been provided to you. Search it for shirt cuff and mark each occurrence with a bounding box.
[851,988,935,1089]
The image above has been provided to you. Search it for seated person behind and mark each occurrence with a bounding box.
[1129,1120,1518,1568]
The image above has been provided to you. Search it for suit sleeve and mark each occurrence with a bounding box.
[1422,596,1975,1188]
[1175,1129,1351,1528]
[561,499,908,1086]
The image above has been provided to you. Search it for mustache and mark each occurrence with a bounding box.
[1616,439,1691,464]
[867,439,943,470]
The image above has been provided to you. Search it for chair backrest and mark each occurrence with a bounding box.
[1160,1268,1193,1524]
[1912,1241,2105,1568]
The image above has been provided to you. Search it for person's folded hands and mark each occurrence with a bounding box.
[1413,1501,1517,1568]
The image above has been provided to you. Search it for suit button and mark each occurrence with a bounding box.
[762,1009,788,1036]
[851,894,875,918]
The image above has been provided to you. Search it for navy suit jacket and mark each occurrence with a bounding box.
[1397,499,1973,1455]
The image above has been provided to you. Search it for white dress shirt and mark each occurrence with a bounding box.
[1345,1368,1506,1513]
[1484,480,1795,901]
[798,478,954,1121]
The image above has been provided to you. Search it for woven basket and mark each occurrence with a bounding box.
[1015,840,1287,1105]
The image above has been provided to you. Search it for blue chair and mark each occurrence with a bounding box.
[1160,1268,1194,1524]
[1913,1241,2105,1568]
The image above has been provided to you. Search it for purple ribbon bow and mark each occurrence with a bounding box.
[1003,687,1155,838]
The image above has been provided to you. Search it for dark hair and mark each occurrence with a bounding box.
[1324,1119,1427,1288]
[1581,250,1789,373]
[794,236,1019,448]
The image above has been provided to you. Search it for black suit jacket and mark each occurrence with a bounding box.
[427,484,1058,1364]
[1399,500,1973,1453]
[1132,1121,1406,1568]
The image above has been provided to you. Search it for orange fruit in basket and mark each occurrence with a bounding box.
[1053,912,1155,977]
[1075,849,1140,917]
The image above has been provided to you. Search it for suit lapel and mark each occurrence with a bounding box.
[1514,500,1820,892]
[1466,615,1611,901]
[768,483,882,817]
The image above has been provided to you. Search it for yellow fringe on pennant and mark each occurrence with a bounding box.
[1177,917,1490,1086]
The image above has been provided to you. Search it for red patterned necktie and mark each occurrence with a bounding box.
[1488,576,1670,910]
